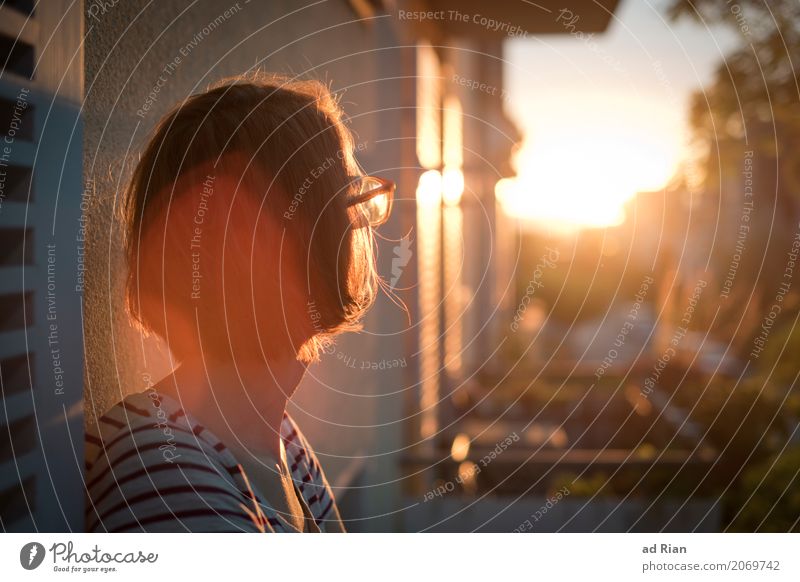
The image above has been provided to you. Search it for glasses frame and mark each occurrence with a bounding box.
[347,175,395,227]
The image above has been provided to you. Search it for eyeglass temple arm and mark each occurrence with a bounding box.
[347,177,395,207]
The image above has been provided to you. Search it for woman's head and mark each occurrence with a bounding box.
[124,73,378,364]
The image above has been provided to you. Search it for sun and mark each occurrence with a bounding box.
[497,121,678,233]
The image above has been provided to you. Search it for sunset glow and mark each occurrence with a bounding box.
[498,123,677,232]
[497,2,727,235]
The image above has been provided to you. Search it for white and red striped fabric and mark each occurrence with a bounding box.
[85,390,341,532]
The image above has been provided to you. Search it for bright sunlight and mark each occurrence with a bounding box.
[497,119,677,232]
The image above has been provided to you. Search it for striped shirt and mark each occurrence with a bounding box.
[85,390,342,532]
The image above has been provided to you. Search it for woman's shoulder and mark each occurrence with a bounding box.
[86,390,214,466]
[85,390,269,532]
[84,391,341,532]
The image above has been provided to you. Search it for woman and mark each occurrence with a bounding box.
[85,74,394,532]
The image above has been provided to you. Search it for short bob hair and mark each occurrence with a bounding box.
[123,73,377,364]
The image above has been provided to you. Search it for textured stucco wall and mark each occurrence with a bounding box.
[83,0,417,530]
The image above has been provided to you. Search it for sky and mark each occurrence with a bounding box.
[501,0,741,232]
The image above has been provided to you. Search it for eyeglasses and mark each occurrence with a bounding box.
[347,175,395,227]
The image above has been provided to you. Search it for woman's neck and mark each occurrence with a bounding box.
[155,355,306,461]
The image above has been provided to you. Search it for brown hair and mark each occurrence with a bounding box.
[123,73,377,364]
